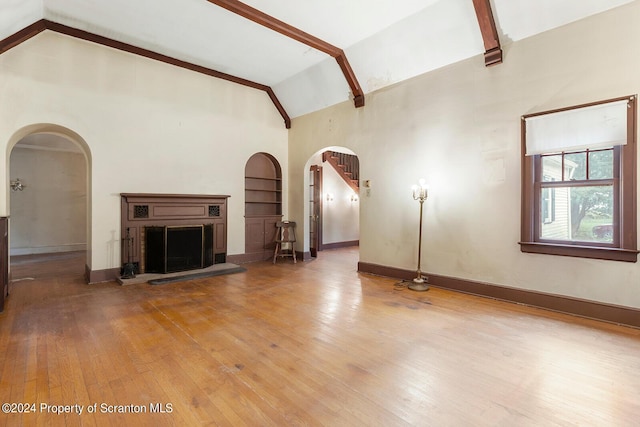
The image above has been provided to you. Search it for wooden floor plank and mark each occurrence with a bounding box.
[1,248,639,425]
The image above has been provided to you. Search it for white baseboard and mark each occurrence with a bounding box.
[10,244,87,256]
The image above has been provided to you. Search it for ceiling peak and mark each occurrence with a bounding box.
[207,0,364,108]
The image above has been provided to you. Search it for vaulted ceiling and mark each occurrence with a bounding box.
[1,0,636,128]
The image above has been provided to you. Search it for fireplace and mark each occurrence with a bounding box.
[120,194,229,275]
[145,225,214,273]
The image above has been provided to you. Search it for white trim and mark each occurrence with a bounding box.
[10,243,87,256]
[12,143,84,154]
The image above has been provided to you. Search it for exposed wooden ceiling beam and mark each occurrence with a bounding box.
[0,20,292,128]
[0,20,46,55]
[472,0,502,66]
[207,0,364,108]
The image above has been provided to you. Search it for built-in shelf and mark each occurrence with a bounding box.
[246,201,281,204]
[245,153,283,261]
[245,163,282,217]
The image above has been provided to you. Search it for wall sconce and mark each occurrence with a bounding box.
[350,193,359,202]
[10,178,26,192]
[326,193,334,202]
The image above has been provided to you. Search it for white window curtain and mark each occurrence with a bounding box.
[525,99,629,156]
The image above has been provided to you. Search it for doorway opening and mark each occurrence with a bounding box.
[6,124,92,293]
[306,147,360,259]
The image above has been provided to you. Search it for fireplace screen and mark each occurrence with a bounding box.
[145,225,214,273]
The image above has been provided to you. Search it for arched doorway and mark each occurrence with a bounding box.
[5,124,92,288]
[10,134,87,256]
[304,147,360,258]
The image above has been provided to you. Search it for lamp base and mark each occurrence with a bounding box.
[408,277,429,292]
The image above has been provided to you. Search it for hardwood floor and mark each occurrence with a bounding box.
[1,248,639,426]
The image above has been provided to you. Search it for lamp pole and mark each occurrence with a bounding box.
[409,180,429,291]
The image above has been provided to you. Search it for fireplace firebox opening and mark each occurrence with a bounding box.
[145,224,214,274]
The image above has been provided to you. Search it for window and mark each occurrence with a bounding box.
[541,184,555,225]
[520,96,638,262]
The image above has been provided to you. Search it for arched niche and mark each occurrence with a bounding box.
[244,152,282,261]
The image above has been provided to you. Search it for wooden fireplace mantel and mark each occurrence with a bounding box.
[120,193,230,273]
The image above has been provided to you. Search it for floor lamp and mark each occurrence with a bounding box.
[409,179,429,291]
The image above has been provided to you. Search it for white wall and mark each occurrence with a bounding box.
[0,31,288,273]
[321,160,359,245]
[10,136,87,255]
[288,2,640,308]
[308,151,359,245]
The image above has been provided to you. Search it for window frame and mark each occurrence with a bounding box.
[520,96,638,262]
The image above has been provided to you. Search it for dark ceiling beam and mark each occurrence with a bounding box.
[472,0,502,66]
[207,0,364,108]
[0,20,47,54]
[0,19,291,128]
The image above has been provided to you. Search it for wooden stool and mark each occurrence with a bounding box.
[273,221,297,264]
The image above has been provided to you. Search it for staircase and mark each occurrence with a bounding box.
[322,151,359,193]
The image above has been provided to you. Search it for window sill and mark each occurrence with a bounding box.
[519,241,639,262]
